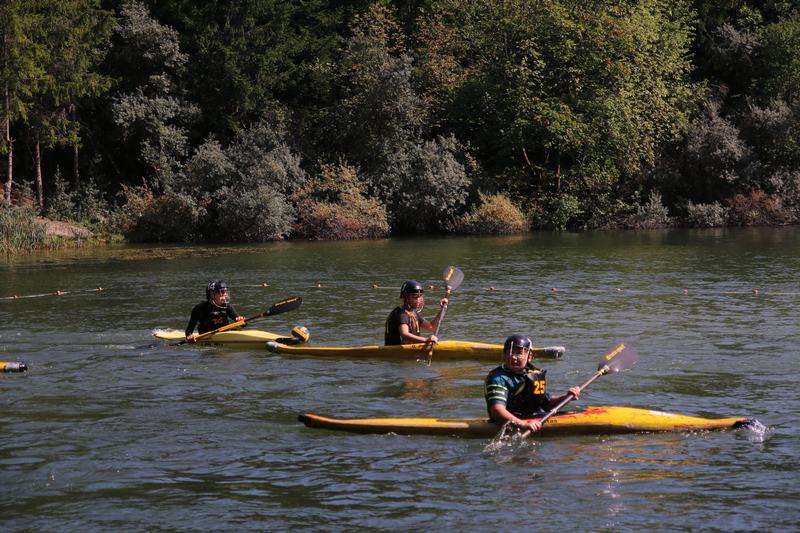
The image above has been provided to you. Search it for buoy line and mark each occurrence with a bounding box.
[1,287,104,301]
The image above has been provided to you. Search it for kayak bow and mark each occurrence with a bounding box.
[154,328,284,347]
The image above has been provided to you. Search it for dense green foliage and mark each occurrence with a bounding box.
[2,0,799,245]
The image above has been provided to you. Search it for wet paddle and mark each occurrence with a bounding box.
[425,266,464,366]
[518,342,638,438]
[175,296,302,346]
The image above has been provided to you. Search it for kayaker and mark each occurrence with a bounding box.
[185,280,245,342]
[485,334,581,433]
[384,280,448,346]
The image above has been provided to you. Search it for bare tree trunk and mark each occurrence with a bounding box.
[556,169,560,193]
[71,106,79,187]
[34,132,43,211]
[3,87,12,204]
[555,156,561,193]
[73,144,79,185]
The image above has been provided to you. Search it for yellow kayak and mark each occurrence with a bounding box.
[298,406,752,437]
[1,361,27,372]
[154,328,285,347]
[266,340,565,360]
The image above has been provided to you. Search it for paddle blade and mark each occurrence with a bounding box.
[442,266,464,291]
[265,296,302,317]
[598,342,638,374]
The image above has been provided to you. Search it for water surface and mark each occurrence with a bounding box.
[1,228,798,530]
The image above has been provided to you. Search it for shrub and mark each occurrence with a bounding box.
[621,191,674,229]
[226,119,307,197]
[727,190,790,226]
[45,168,76,220]
[768,169,800,223]
[112,186,205,242]
[75,178,110,224]
[451,192,528,234]
[179,118,306,242]
[529,193,582,230]
[685,201,730,227]
[293,162,389,240]
[0,207,48,253]
[180,137,234,194]
[377,135,471,233]
[674,101,755,203]
[214,185,294,242]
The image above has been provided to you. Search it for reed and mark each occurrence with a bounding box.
[0,207,49,254]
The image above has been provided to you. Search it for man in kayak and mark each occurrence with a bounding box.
[384,280,447,346]
[485,334,581,433]
[185,280,245,342]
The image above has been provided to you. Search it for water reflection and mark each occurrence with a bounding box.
[392,366,484,401]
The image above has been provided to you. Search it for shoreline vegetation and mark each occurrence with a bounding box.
[2,1,800,255]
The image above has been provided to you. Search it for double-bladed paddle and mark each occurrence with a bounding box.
[517,342,638,438]
[174,296,302,346]
[424,266,464,366]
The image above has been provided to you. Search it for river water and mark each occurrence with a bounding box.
[1,228,798,531]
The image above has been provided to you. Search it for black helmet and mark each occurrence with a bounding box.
[206,280,229,299]
[400,280,424,297]
[504,334,532,354]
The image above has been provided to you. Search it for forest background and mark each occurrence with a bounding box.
[2,0,799,251]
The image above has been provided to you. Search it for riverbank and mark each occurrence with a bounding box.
[2,200,797,257]
[0,208,104,254]
[41,218,93,239]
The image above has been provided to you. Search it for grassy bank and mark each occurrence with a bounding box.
[0,208,99,255]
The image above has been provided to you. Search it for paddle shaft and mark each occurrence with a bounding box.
[424,298,448,364]
[430,290,451,339]
[425,266,464,364]
[193,317,248,341]
[538,367,607,425]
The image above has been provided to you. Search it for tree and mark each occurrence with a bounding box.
[154,0,367,144]
[416,0,700,227]
[311,3,471,233]
[318,3,428,170]
[0,1,48,204]
[107,0,198,192]
[179,115,305,242]
[28,0,112,210]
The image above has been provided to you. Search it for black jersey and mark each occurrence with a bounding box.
[384,306,425,345]
[185,301,240,335]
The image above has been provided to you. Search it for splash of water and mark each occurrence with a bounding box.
[738,418,768,442]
